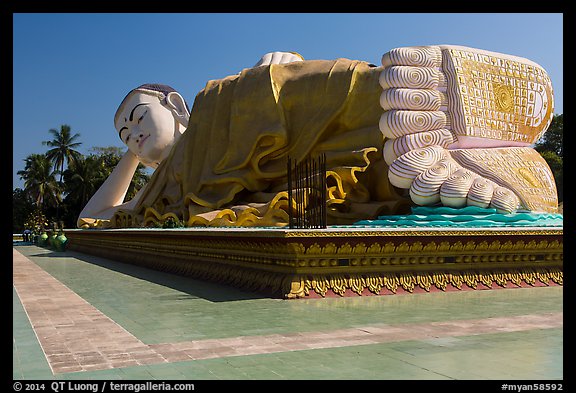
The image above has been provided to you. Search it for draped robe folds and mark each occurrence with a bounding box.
[112,58,411,228]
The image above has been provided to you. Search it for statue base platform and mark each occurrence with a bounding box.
[64,226,563,299]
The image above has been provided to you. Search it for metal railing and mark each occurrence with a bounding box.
[287,154,327,229]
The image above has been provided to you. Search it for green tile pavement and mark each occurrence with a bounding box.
[13,288,54,380]
[22,328,563,380]
[13,244,563,380]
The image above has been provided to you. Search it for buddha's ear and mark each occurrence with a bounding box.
[165,92,190,127]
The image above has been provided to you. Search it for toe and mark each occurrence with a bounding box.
[409,159,457,205]
[379,110,448,139]
[490,186,520,213]
[440,168,478,208]
[379,66,446,90]
[380,88,446,111]
[381,46,442,68]
[388,145,449,189]
[467,177,496,208]
[383,129,456,164]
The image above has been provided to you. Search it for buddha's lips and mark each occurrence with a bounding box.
[139,134,150,149]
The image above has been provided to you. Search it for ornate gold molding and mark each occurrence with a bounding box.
[283,228,563,237]
[288,268,562,298]
[66,232,562,271]
[65,227,563,298]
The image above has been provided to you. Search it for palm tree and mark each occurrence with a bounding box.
[42,125,82,220]
[62,155,103,209]
[17,154,61,209]
[42,124,82,184]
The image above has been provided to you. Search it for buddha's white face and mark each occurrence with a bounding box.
[115,92,179,168]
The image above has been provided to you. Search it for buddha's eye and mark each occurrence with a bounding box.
[138,110,148,124]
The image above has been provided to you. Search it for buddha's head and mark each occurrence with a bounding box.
[114,84,190,168]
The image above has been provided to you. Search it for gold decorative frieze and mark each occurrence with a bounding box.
[283,228,562,238]
[64,226,562,298]
[287,268,563,298]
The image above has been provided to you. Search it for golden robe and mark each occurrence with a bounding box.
[113,58,410,227]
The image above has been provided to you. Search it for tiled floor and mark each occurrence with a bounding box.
[13,244,563,380]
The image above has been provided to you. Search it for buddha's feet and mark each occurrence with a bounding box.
[378,45,557,213]
[387,145,557,213]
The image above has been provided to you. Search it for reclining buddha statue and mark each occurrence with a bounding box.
[77,45,558,228]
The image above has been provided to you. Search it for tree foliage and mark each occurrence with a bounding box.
[17,153,61,209]
[15,126,150,230]
[42,124,83,183]
[534,114,563,203]
[535,114,563,157]
[23,209,49,236]
[13,188,35,233]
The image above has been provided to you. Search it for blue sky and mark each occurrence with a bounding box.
[12,13,563,190]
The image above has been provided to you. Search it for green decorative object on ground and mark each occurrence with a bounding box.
[48,231,58,249]
[38,232,49,247]
[54,232,68,252]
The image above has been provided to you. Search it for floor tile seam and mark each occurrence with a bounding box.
[152,310,563,350]
[150,311,563,361]
[46,309,563,374]
[13,250,97,300]
[13,251,64,375]
[13,247,564,376]
[13,248,143,340]
[45,307,564,375]
[152,318,563,363]
[13,278,57,375]
[13,248,188,374]
[13,248,153,375]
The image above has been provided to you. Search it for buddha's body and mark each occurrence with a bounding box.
[77,46,558,229]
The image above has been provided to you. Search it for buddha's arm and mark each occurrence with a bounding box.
[77,150,145,227]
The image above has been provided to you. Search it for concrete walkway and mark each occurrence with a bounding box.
[13,244,563,380]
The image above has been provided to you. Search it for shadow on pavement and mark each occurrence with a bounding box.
[22,246,268,303]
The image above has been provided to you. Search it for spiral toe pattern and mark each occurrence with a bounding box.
[490,187,520,213]
[380,110,447,139]
[380,88,446,111]
[381,46,442,68]
[387,143,522,212]
[379,66,446,90]
[467,177,495,208]
[409,159,456,205]
[388,145,448,189]
[439,169,478,208]
[383,129,456,165]
[379,45,451,171]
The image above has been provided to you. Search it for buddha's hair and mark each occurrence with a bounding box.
[114,83,190,126]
